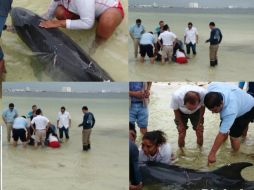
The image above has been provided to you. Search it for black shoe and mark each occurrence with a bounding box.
[215,60,218,66]
[88,144,91,149]
[83,145,88,151]
[210,61,216,67]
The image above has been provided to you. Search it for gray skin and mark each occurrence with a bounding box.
[140,162,254,190]
[11,7,113,81]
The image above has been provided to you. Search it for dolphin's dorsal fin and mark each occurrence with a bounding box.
[213,162,253,180]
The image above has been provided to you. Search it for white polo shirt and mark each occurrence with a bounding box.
[158,31,177,46]
[57,111,71,128]
[31,115,49,130]
[171,85,207,114]
[184,27,198,44]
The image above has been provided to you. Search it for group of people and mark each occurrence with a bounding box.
[129,82,254,190]
[129,19,223,66]
[2,104,95,151]
[0,0,125,78]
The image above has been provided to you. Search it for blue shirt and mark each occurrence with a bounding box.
[13,117,28,129]
[2,108,18,123]
[208,82,254,134]
[140,33,155,45]
[129,82,144,102]
[129,140,142,185]
[0,0,12,17]
[129,24,145,39]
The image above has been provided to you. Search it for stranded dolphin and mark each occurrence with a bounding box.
[11,7,113,81]
[140,161,254,190]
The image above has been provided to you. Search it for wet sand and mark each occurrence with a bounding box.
[134,82,254,189]
[2,96,128,190]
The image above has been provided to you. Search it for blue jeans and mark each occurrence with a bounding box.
[186,42,196,55]
[129,103,148,128]
[59,127,69,139]
[0,16,7,60]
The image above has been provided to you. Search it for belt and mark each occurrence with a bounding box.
[131,101,143,104]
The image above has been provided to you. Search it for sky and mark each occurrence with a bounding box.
[3,82,128,92]
[129,0,254,8]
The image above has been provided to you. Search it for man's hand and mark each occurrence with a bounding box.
[208,151,216,166]
[39,20,65,28]
[132,91,145,99]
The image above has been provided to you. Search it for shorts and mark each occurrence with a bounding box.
[58,5,80,20]
[12,128,26,142]
[116,1,125,18]
[129,102,148,128]
[140,44,154,58]
[229,106,254,138]
[174,109,203,130]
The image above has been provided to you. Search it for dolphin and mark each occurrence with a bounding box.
[11,7,114,81]
[140,161,254,190]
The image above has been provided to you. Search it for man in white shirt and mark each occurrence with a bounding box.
[31,109,51,148]
[184,22,198,55]
[170,85,207,152]
[158,25,177,64]
[12,116,29,147]
[57,106,71,142]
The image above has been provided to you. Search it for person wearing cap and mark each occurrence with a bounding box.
[205,22,223,67]
[184,22,198,55]
[129,19,145,58]
[12,116,29,147]
[2,103,18,142]
[40,0,124,47]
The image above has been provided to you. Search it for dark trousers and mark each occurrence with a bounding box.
[186,42,196,54]
[59,127,69,139]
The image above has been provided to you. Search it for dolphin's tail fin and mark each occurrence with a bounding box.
[213,162,253,180]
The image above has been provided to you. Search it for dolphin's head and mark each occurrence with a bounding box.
[11,7,40,27]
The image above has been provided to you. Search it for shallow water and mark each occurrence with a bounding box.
[128,11,254,81]
[2,95,128,190]
[2,0,128,81]
[135,82,254,190]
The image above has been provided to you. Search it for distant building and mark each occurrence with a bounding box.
[62,87,72,92]
[189,2,199,8]
[153,2,158,8]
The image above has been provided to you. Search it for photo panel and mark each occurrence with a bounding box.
[128,1,254,81]
[1,0,128,82]
[129,81,254,190]
[2,82,128,190]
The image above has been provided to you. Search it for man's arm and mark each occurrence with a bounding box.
[174,109,185,128]
[197,106,205,126]
[208,132,228,165]
[129,91,144,99]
